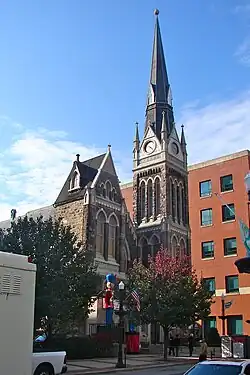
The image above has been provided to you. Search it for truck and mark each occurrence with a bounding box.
[0,251,67,375]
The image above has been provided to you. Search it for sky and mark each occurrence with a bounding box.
[0,0,250,221]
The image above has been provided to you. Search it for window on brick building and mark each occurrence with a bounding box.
[200,208,212,226]
[202,241,214,258]
[204,317,216,334]
[222,204,235,222]
[204,277,216,294]
[199,180,212,197]
[220,174,233,192]
[224,237,237,256]
[227,315,243,335]
[225,275,239,293]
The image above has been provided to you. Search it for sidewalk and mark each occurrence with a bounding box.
[66,354,198,374]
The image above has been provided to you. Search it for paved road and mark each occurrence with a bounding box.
[104,364,193,375]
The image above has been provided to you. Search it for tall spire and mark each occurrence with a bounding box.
[149,9,169,103]
[145,10,174,139]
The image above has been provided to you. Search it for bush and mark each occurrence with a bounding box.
[206,328,221,347]
[39,334,116,359]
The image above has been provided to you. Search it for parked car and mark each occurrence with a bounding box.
[184,360,250,375]
[33,347,67,375]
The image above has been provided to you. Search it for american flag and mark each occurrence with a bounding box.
[131,290,140,311]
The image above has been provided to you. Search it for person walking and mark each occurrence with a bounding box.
[188,333,194,357]
[168,335,175,356]
[199,339,208,362]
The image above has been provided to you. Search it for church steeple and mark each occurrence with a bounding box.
[145,9,174,140]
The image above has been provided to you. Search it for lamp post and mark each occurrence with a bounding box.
[116,281,126,368]
[220,293,226,336]
[235,172,250,274]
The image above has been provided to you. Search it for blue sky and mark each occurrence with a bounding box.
[0,0,250,220]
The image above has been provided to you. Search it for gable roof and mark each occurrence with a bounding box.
[54,153,106,206]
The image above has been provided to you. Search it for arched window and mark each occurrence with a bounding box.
[96,211,106,256]
[171,236,178,258]
[169,178,173,217]
[150,235,160,258]
[179,239,186,257]
[141,238,150,267]
[147,179,153,217]
[70,171,80,189]
[106,181,112,200]
[139,182,146,219]
[155,178,160,216]
[112,188,117,202]
[108,215,117,258]
[177,186,180,223]
[182,187,185,224]
[172,182,176,221]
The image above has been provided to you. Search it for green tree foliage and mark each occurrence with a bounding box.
[0,216,101,335]
[128,248,213,358]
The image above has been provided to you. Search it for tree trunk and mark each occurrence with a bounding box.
[163,327,169,361]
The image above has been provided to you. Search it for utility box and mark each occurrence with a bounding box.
[0,251,36,375]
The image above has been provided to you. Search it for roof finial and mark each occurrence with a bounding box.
[76,153,80,162]
[154,9,159,16]
[107,144,111,152]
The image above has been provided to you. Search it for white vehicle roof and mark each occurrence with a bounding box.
[199,360,250,367]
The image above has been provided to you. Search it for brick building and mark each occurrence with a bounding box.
[121,150,250,336]
[188,150,250,336]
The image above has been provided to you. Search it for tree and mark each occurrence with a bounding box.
[128,248,213,359]
[0,216,101,336]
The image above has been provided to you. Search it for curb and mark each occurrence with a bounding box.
[68,360,197,375]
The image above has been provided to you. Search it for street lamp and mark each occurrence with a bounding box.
[115,281,126,368]
[220,293,226,336]
[235,172,250,274]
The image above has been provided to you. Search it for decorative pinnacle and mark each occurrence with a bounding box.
[107,144,111,152]
[181,124,184,129]
[154,9,159,16]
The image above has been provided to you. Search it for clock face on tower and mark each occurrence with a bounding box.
[144,140,156,154]
[171,142,179,155]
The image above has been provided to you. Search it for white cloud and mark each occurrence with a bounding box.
[233,2,250,67]
[235,38,250,67]
[1,89,250,221]
[179,90,250,165]
[0,123,132,221]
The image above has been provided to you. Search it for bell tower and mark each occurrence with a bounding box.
[132,10,190,266]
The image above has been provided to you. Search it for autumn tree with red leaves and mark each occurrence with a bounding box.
[128,248,213,359]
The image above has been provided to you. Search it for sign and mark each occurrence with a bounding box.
[225,301,233,309]
[113,300,120,311]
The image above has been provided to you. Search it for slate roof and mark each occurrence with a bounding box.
[54,153,106,206]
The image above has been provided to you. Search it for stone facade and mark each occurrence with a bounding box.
[55,200,89,247]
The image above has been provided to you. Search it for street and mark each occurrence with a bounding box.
[88,364,193,375]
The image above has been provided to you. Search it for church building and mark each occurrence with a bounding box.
[0,10,190,339]
[125,9,190,263]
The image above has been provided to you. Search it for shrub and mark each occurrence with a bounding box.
[38,335,115,359]
[206,328,221,347]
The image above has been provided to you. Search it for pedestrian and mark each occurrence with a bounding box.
[168,335,175,356]
[174,334,180,357]
[199,339,208,362]
[188,333,194,357]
